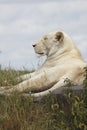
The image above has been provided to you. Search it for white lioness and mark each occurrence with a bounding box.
[1,30,87,98]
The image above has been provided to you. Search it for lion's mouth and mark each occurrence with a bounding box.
[37,52,44,55]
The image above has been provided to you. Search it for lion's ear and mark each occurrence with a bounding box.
[55,32,64,43]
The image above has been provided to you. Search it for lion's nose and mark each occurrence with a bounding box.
[32,44,36,47]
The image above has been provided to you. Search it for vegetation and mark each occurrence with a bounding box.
[0,67,87,130]
[0,67,30,86]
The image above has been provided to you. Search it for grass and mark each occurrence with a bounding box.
[0,67,87,130]
[0,67,30,86]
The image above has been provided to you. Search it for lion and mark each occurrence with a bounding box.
[0,30,87,98]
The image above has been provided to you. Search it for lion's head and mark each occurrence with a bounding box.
[32,31,66,56]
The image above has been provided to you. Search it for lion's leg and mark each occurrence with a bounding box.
[0,71,55,94]
[0,78,63,96]
[31,71,78,99]
[31,78,65,98]
[0,72,36,93]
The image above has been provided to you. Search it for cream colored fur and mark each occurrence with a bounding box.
[0,30,87,98]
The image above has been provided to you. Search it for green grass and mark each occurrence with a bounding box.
[0,67,30,86]
[0,67,87,130]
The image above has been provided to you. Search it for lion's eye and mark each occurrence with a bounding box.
[44,37,48,40]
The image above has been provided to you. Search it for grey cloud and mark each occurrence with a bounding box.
[0,0,87,69]
[0,0,63,4]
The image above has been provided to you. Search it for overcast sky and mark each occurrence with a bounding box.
[0,0,87,70]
